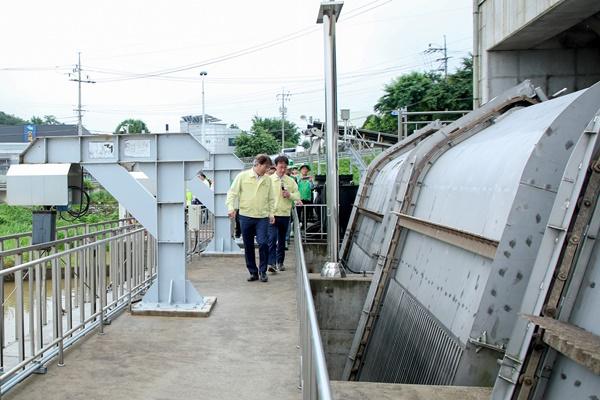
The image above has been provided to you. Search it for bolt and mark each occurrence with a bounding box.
[558,272,568,280]
[584,199,592,207]
[523,376,533,386]
[593,160,600,173]
[569,235,580,245]
[544,306,556,317]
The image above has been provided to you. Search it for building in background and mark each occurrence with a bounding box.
[180,115,242,154]
[475,0,600,106]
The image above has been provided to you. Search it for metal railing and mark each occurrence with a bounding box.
[297,204,327,244]
[187,206,215,252]
[0,218,135,254]
[0,221,140,272]
[293,210,332,400]
[0,227,156,395]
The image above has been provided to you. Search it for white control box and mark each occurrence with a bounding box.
[7,163,82,206]
[188,204,202,231]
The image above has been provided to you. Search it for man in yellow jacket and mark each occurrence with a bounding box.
[226,154,275,282]
[268,155,300,273]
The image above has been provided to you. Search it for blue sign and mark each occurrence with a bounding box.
[23,124,36,142]
[390,110,399,116]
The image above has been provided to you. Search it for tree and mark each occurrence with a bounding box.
[114,119,150,134]
[29,115,62,125]
[43,115,62,125]
[363,56,473,135]
[29,116,44,125]
[234,127,279,158]
[0,111,26,125]
[250,116,300,148]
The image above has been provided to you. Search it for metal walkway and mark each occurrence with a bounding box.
[5,254,301,400]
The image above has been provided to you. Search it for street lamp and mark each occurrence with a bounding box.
[200,71,208,144]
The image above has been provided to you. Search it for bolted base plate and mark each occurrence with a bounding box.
[131,296,217,318]
[321,261,347,278]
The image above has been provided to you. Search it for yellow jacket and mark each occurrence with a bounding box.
[226,168,275,218]
[271,174,300,216]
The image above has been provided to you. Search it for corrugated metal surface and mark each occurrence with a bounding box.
[347,82,600,386]
[361,279,463,385]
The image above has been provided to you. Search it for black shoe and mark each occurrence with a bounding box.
[247,275,259,282]
[259,272,268,282]
[267,264,276,273]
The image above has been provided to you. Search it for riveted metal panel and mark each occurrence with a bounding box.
[349,82,600,386]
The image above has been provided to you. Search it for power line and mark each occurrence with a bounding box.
[91,0,393,83]
[276,89,291,150]
[68,52,96,135]
[424,35,449,78]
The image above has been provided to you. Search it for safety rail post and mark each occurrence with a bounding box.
[0,227,154,396]
[293,210,333,400]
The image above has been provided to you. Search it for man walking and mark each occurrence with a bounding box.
[268,155,300,273]
[226,154,275,282]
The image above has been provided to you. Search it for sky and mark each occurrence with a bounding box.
[0,0,473,134]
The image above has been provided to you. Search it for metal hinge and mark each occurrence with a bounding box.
[468,330,506,354]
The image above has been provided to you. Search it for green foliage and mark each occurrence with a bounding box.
[29,116,44,125]
[234,127,279,158]
[250,116,299,147]
[0,111,26,125]
[363,57,473,135]
[29,115,62,125]
[90,189,117,205]
[0,204,34,237]
[114,119,150,134]
[83,178,95,190]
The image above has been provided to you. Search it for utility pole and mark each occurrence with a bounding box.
[277,89,291,151]
[425,35,449,79]
[200,71,208,144]
[69,52,95,135]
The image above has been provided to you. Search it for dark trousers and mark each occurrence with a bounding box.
[268,216,290,266]
[297,199,313,224]
[239,215,269,276]
[234,210,241,238]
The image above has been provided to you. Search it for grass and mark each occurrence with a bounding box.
[0,189,118,238]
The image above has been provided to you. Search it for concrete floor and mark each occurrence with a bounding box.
[331,381,492,400]
[6,253,301,400]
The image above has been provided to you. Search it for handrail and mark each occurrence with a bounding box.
[293,209,332,400]
[0,226,156,396]
[0,224,140,258]
[0,228,145,276]
[0,218,135,251]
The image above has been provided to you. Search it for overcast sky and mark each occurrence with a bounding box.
[0,0,473,134]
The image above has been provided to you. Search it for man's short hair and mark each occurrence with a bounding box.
[273,155,289,166]
[254,154,272,166]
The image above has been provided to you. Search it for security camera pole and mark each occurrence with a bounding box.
[317,1,345,278]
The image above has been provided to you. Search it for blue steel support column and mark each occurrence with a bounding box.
[19,133,217,316]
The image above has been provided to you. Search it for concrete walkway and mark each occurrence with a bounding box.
[6,254,301,400]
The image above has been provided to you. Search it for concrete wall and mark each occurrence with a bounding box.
[476,0,600,103]
[303,242,328,273]
[310,274,371,380]
[180,121,241,154]
[485,48,600,100]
